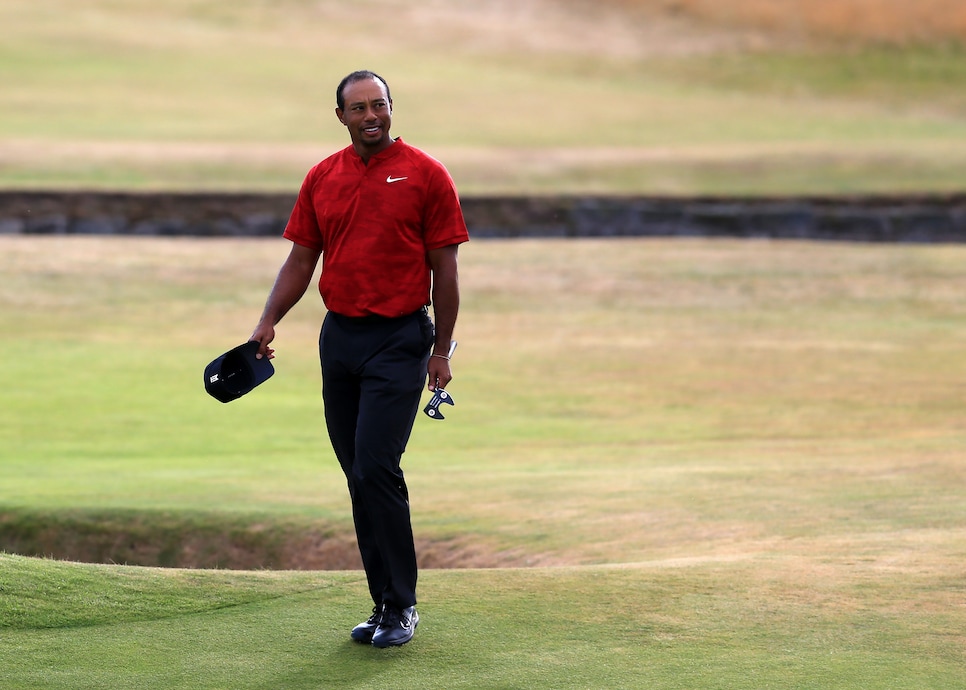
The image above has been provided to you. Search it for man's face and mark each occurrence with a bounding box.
[336,78,393,156]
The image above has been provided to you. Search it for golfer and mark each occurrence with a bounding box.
[249,70,469,647]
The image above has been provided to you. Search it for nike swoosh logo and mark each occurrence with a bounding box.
[386,176,409,183]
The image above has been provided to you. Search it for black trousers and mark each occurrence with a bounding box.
[320,308,434,609]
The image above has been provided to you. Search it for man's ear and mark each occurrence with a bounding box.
[335,107,346,125]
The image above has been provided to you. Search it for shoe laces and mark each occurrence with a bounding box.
[380,605,403,628]
[367,604,384,625]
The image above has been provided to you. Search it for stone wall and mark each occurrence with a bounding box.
[0,191,295,238]
[2,190,966,242]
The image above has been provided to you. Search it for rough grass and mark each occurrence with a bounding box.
[2,236,964,571]
[2,0,966,193]
[1,236,964,687]
[628,0,966,44]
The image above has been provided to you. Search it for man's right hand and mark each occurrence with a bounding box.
[249,325,276,360]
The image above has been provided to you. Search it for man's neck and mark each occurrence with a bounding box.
[356,137,396,165]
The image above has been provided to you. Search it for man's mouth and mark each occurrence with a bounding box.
[363,126,381,136]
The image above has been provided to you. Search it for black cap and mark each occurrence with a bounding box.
[204,341,274,403]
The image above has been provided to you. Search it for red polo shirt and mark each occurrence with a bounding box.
[283,139,469,318]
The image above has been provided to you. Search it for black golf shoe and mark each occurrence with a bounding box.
[350,604,384,643]
[371,604,419,648]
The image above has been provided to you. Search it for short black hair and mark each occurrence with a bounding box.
[336,70,391,111]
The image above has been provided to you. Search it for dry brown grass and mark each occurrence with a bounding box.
[5,0,966,194]
[610,0,966,45]
[3,237,965,585]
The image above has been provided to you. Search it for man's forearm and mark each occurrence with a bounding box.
[250,244,320,356]
[425,244,461,390]
[259,265,313,327]
[431,281,459,354]
[429,248,460,354]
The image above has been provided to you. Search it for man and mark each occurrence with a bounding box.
[249,70,469,648]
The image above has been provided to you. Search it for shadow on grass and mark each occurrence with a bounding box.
[0,508,358,570]
[0,508,539,571]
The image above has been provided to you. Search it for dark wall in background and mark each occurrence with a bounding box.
[2,191,966,242]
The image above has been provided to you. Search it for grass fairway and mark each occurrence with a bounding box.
[1,236,965,688]
[1,556,962,690]
[3,0,966,194]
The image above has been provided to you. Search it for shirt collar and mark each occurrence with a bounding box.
[370,137,404,162]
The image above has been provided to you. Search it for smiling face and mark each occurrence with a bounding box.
[336,77,394,161]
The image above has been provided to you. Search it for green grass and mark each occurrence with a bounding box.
[1,236,965,687]
[4,3,966,684]
[2,555,963,689]
[2,0,966,193]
